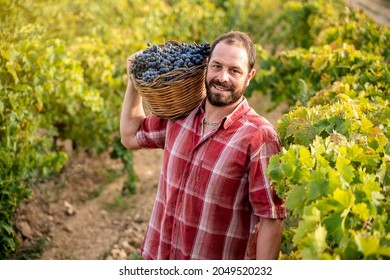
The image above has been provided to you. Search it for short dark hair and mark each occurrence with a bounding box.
[209,31,256,72]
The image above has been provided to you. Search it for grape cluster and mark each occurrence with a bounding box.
[131,42,211,83]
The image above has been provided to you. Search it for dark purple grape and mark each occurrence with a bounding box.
[131,42,210,83]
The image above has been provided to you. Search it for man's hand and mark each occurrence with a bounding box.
[127,50,143,78]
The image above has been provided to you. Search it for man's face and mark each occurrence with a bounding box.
[205,42,255,107]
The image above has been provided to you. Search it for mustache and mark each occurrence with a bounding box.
[209,79,235,91]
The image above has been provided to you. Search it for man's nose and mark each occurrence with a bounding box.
[217,69,229,83]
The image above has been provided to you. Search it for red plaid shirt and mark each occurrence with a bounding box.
[136,98,285,260]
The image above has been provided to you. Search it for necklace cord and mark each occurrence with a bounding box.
[203,119,219,126]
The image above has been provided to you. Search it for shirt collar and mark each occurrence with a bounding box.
[196,97,251,129]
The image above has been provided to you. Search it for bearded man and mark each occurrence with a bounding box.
[120,31,285,260]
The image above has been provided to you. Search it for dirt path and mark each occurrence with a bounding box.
[345,0,390,26]
[13,148,163,260]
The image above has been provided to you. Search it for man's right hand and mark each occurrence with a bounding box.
[127,50,143,78]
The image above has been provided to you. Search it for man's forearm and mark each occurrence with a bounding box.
[256,218,284,260]
[119,78,145,149]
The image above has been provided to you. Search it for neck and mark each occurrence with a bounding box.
[204,96,244,122]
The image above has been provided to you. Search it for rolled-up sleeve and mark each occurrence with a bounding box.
[136,114,168,149]
[248,131,286,219]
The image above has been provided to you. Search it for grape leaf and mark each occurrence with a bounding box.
[354,234,379,257]
[323,211,344,243]
[376,246,390,257]
[285,184,306,215]
[360,116,374,133]
[267,154,283,181]
[298,146,314,168]
[336,156,355,183]
[280,148,298,180]
[293,207,321,245]
[346,144,364,163]
[357,176,383,206]
[352,203,370,221]
[316,197,343,213]
[300,225,328,259]
[333,188,354,212]
[307,170,329,202]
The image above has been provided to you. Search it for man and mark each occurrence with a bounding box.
[120,31,285,260]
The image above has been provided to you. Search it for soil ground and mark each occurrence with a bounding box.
[345,0,390,27]
[12,146,163,260]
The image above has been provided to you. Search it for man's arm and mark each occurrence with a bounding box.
[256,218,284,260]
[120,54,145,150]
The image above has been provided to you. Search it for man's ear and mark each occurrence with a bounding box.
[246,69,256,86]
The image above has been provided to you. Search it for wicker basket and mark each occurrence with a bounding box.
[130,44,207,119]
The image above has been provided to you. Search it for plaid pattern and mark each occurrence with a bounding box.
[136,98,285,260]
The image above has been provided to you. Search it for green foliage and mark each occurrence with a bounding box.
[247,0,389,108]
[315,7,390,61]
[1,25,67,258]
[7,238,48,260]
[277,92,389,147]
[137,0,225,43]
[214,0,283,42]
[0,181,32,259]
[259,0,389,58]
[268,132,390,259]
[267,65,390,260]
[260,0,321,51]
[251,44,389,108]
[1,0,136,257]
[260,0,389,260]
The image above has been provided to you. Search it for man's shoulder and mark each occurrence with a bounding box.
[244,108,275,130]
[243,109,279,141]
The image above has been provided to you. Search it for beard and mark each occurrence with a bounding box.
[205,78,248,107]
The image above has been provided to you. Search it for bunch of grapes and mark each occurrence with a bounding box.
[131,42,211,83]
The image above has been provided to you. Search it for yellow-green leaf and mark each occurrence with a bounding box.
[352,203,370,221]
[333,188,354,210]
[336,156,355,183]
[355,234,379,257]
[360,117,374,133]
